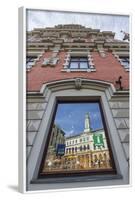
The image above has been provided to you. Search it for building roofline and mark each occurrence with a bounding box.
[65,128,104,139]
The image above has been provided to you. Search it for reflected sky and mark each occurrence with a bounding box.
[54,103,103,137]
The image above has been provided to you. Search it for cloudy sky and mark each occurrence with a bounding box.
[26,9,129,40]
[54,103,103,137]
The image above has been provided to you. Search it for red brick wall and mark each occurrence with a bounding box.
[27,51,129,91]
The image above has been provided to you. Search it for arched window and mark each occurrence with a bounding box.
[80,146,82,151]
[94,154,98,161]
[99,154,103,160]
[72,147,74,153]
[104,153,107,160]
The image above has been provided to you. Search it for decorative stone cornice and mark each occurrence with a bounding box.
[97,44,107,58]
[39,78,116,97]
[27,24,129,60]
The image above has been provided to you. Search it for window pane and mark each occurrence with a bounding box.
[120,57,129,68]
[122,61,129,68]
[70,62,79,69]
[27,61,34,65]
[26,56,36,63]
[39,102,115,176]
[79,58,88,61]
[80,62,88,69]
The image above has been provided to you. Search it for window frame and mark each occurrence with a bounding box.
[37,99,117,180]
[69,56,90,69]
[119,56,129,69]
[61,51,96,72]
[26,56,37,70]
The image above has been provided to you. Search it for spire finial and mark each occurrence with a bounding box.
[84,112,92,133]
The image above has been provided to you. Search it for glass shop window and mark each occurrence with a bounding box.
[38,101,116,178]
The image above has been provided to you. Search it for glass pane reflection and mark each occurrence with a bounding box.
[41,102,114,174]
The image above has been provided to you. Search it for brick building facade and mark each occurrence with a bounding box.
[27,24,129,91]
[26,24,129,191]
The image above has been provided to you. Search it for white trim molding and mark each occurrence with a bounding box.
[62,51,96,72]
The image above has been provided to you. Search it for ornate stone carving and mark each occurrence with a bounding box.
[75,78,82,90]
[97,45,107,58]
[42,57,59,67]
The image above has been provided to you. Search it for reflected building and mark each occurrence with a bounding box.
[42,124,65,172]
[43,112,112,172]
[64,113,112,170]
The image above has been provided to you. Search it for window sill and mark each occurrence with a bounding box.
[121,65,129,72]
[123,67,129,72]
[61,68,96,72]
[125,68,129,72]
[31,173,122,184]
[26,68,32,72]
[42,64,55,67]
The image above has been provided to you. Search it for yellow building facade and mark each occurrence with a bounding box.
[43,113,112,172]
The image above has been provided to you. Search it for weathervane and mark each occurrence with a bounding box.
[121,30,129,41]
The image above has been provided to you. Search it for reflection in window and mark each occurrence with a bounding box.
[84,145,86,151]
[39,102,116,177]
[80,146,82,151]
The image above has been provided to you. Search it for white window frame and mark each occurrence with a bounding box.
[113,52,129,72]
[62,51,96,72]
